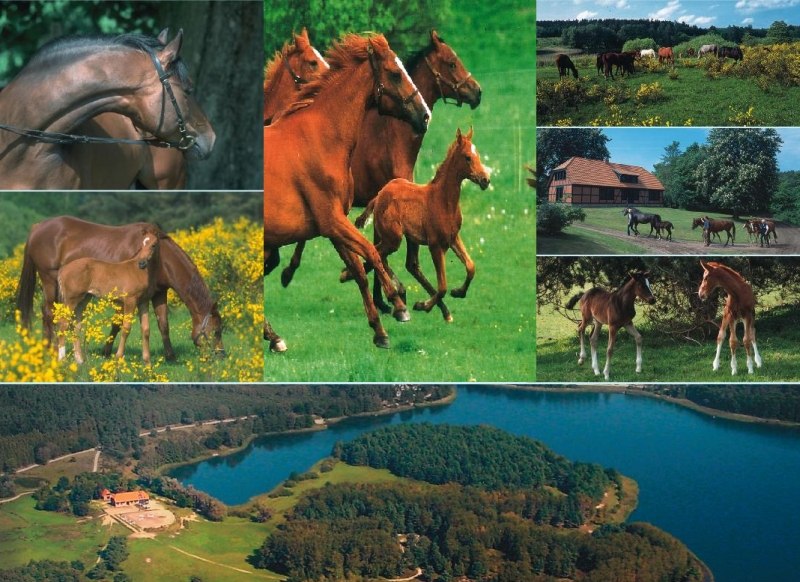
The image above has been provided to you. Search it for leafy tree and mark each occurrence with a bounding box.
[771,171,800,225]
[766,20,792,43]
[622,37,657,52]
[654,142,707,209]
[536,128,610,200]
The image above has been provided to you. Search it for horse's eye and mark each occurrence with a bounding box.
[309,61,318,69]
[449,61,457,70]
[390,71,402,83]
[464,154,471,162]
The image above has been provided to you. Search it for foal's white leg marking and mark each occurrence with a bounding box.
[577,325,586,365]
[731,352,738,375]
[625,323,643,373]
[58,345,66,361]
[713,325,725,371]
[753,342,762,368]
[589,323,601,376]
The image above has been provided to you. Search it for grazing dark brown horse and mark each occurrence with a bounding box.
[566,271,656,380]
[263,33,431,350]
[698,260,762,375]
[0,31,214,189]
[279,30,481,297]
[654,219,674,241]
[555,54,578,78]
[352,127,490,322]
[658,47,674,65]
[57,226,160,365]
[602,52,635,79]
[263,28,329,125]
[717,46,744,61]
[16,216,225,359]
[692,217,735,246]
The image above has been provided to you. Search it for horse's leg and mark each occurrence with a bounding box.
[589,322,602,376]
[137,300,151,366]
[743,315,762,373]
[404,242,450,320]
[712,312,730,372]
[624,323,643,373]
[727,317,739,375]
[115,299,136,360]
[419,245,451,322]
[151,290,176,361]
[577,317,588,366]
[72,298,89,365]
[449,234,474,299]
[102,321,120,358]
[264,318,287,352]
[280,242,305,288]
[41,277,58,346]
[603,325,618,380]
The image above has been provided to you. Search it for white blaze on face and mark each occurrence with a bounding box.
[645,278,654,296]
[312,46,330,69]
[394,55,432,120]
[470,143,477,155]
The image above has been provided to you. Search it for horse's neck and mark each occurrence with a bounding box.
[716,271,754,310]
[410,57,444,111]
[310,63,375,153]
[614,279,638,313]
[263,59,295,122]
[430,153,466,212]
[160,241,214,318]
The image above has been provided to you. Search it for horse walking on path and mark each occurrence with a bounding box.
[692,217,735,246]
[57,227,160,365]
[624,207,661,237]
[17,216,225,360]
[351,127,490,322]
[0,30,214,189]
[263,33,431,350]
[566,271,656,380]
[745,219,777,244]
[555,54,578,78]
[654,219,673,241]
[698,260,762,375]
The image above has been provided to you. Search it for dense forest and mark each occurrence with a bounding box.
[658,386,800,423]
[257,425,704,582]
[0,385,452,473]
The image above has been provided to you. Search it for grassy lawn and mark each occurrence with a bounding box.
[538,225,645,254]
[537,55,800,126]
[265,0,536,382]
[13,449,97,487]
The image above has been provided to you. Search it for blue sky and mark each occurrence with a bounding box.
[600,127,800,171]
[538,0,799,29]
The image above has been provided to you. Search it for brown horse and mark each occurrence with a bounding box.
[264,33,430,350]
[658,47,674,65]
[654,219,674,241]
[16,216,224,359]
[698,260,762,375]
[279,30,481,294]
[745,219,777,244]
[555,54,578,78]
[692,217,735,246]
[0,31,214,189]
[263,28,329,125]
[57,226,160,365]
[352,127,490,322]
[566,271,656,380]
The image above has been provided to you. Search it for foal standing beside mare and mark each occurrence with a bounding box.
[353,127,490,322]
[555,54,578,78]
[698,260,762,375]
[566,271,656,380]
[624,207,661,237]
[57,227,160,365]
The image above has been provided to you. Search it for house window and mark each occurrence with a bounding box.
[599,187,614,201]
[619,174,639,184]
[553,170,566,181]
[648,190,661,202]
[555,186,563,202]
[626,190,640,203]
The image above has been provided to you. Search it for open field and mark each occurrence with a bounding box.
[537,52,800,126]
[265,0,536,382]
[538,207,800,255]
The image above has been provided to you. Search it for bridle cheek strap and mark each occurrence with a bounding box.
[424,55,472,107]
[367,42,420,111]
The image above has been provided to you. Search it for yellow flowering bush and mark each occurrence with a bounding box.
[0,312,70,382]
[634,82,665,105]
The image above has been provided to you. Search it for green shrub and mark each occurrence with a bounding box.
[536,203,586,235]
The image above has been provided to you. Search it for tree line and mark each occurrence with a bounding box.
[660,386,800,423]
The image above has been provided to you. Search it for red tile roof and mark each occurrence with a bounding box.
[110,491,149,503]
[551,157,664,190]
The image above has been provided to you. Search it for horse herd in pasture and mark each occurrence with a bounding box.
[554,41,744,79]
[263,29,487,352]
[623,207,777,248]
[567,260,762,380]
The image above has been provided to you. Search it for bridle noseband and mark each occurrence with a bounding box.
[366,42,419,109]
[0,46,197,151]
[424,55,472,106]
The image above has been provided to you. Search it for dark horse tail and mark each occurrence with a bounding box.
[354,201,376,229]
[566,291,585,310]
[16,240,37,329]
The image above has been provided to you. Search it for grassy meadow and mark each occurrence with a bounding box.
[265,0,536,382]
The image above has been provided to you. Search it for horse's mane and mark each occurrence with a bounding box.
[264,44,288,93]
[431,134,467,184]
[279,33,388,117]
[707,262,747,283]
[160,235,216,312]
[25,32,191,87]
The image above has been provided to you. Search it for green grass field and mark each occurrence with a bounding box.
[265,0,536,382]
[537,53,800,126]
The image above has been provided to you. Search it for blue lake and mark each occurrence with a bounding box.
[170,387,800,582]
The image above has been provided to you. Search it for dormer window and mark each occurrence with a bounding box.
[619,174,638,184]
[553,170,566,181]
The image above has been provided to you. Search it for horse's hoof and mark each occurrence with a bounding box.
[393,308,410,323]
[413,301,431,312]
[444,314,453,323]
[373,335,391,349]
[338,270,352,284]
[270,339,287,353]
[450,288,466,299]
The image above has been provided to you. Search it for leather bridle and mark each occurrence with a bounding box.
[424,55,472,106]
[282,47,309,86]
[366,42,420,109]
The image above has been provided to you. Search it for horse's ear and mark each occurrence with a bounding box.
[431,30,442,45]
[700,260,709,272]
[157,28,170,46]
[296,28,310,49]
[466,126,474,140]
[159,29,184,66]
[456,127,463,141]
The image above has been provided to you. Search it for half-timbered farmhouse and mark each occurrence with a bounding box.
[546,157,664,206]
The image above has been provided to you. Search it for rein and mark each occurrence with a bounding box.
[282,48,308,86]
[424,55,472,106]
[0,47,196,150]
[367,42,419,108]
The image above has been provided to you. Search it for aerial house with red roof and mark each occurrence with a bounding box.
[108,490,150,508]
[546,157,665,206]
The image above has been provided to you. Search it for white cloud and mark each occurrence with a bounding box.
[649,0,682,20]
[677,14,717,25]
[742,17,754,24]
[596,0,630,7]
[736,0,799,12]
[575,9,599,18]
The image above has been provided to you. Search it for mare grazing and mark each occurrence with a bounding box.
[624,207,661,237]
[698,260,762,374]
[639,49,656,59]
[717,46,744,61]
[692,217,735,247]
[279,30,481,310]
[17,216,225,359]
[352,127,490,322]
[263,33,431,351]
[745,219,777,244]
[0,31,214,189]
[555,54,578,78]
[698,44,718,58]
[566,271,656,380]
[654,219,674,241]
[263,28,329,125]
[602,52,635,79]
[57,227,160,364]
[658,47,674,65]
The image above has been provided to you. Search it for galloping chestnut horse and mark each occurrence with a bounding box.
[17,216,225,359]
[263,33,431,351]
[57,226,160,365]
[567,271,656,380]
[352,127,490,322]
[0,31,214,189]
[263,28,329,125]
[692,217,735,246]
[555,54,578,78]
[698,260,762,374]
[279,30,481,298]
